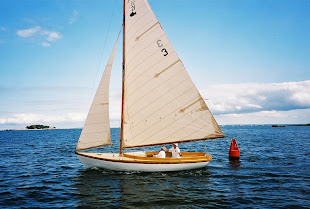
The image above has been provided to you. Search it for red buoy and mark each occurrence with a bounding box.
[229,137,240,161]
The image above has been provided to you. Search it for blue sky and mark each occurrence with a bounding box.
[0,0,310,129]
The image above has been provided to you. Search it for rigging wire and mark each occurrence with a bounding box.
[90,0,118,96]
[81,0,120,127]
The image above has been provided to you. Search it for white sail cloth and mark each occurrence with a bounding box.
[76,37,119,151]
[122,0,224,148]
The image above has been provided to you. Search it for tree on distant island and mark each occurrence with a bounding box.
[26,125,56,129]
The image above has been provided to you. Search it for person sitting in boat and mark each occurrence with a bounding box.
[169,143,182,158]
[153,146,167,158]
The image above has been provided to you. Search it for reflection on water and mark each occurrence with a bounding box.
[229,160,241,168]
[74,168,212,208]
[74,169,121,208]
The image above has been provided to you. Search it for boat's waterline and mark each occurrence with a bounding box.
[76,151,212,172]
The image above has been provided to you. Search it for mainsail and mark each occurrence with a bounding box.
[76,37,119,151]
[122,0,224,148]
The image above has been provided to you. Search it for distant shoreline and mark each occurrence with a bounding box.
[272,124,310,128]
[1,124,309,132]
[0,128,80,132]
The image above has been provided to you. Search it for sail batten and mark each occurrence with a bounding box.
[126,30,167,71]
[126,79,195,122]
[126,52,180,99]
[122,0,224,148]
[126,74,201,123]
[76,36,119,151]
[135,22,159,40]
[123,103,216,146]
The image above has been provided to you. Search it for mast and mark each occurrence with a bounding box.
[120,0,125,155]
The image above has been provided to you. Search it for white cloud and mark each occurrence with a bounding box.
[41,30,62,42]
[215,108,310,125]
[109,90,122,127]
[201,80,310,114]
[0,113,86,125]
[41,42,51,47]
[17,26,41,37]
[69,10,79,24]
[2,80,309,129]
[16,26,62,46]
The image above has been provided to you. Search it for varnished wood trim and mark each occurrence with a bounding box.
[120,0,126,155]
[76,152,212,164]
[124,153,210,161]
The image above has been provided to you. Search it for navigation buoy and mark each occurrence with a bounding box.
[229,137,240,161]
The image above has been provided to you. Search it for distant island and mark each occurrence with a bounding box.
[26,124,56,130]
[272,125,286,128]
[272,123,310,128]
[288,123,310,126]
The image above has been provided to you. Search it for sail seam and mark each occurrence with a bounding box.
[126,4,150,34]
[126,51,177,97]
[127,79,194,126]
[123,83,196,139]
[78,141,110,145]
[125,45,174,92]
[83,121,109,124]
[126,30,166,70]
[80,130,110,135]
[126,33,167,74]
[126,64,188,115]
[126,27,164,64]
[126,9,153,45]
[81,131,109,136]
[134,94,207,145]
[179,122,214,142]
[127,47,176,95]
[76,143,111,151]
[86,113,109,116]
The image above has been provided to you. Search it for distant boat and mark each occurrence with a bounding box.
[75,0,225,172]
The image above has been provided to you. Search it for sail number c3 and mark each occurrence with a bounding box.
[157,40,168,56]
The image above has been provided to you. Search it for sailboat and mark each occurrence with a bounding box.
[75,0,225,172]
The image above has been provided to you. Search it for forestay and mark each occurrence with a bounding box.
[122,0,224,148]
[76,37,119,151]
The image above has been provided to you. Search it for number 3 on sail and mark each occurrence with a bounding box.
[157,40,168,56]
[75,0,225,172]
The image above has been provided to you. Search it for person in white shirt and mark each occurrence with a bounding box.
[168,143,181,158]
[153,147,166,158]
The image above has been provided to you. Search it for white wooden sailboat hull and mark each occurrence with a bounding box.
[76,152,211,172]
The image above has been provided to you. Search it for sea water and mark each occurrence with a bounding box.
[0,126,309,208]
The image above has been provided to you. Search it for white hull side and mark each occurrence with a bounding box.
[76,154,209,172]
